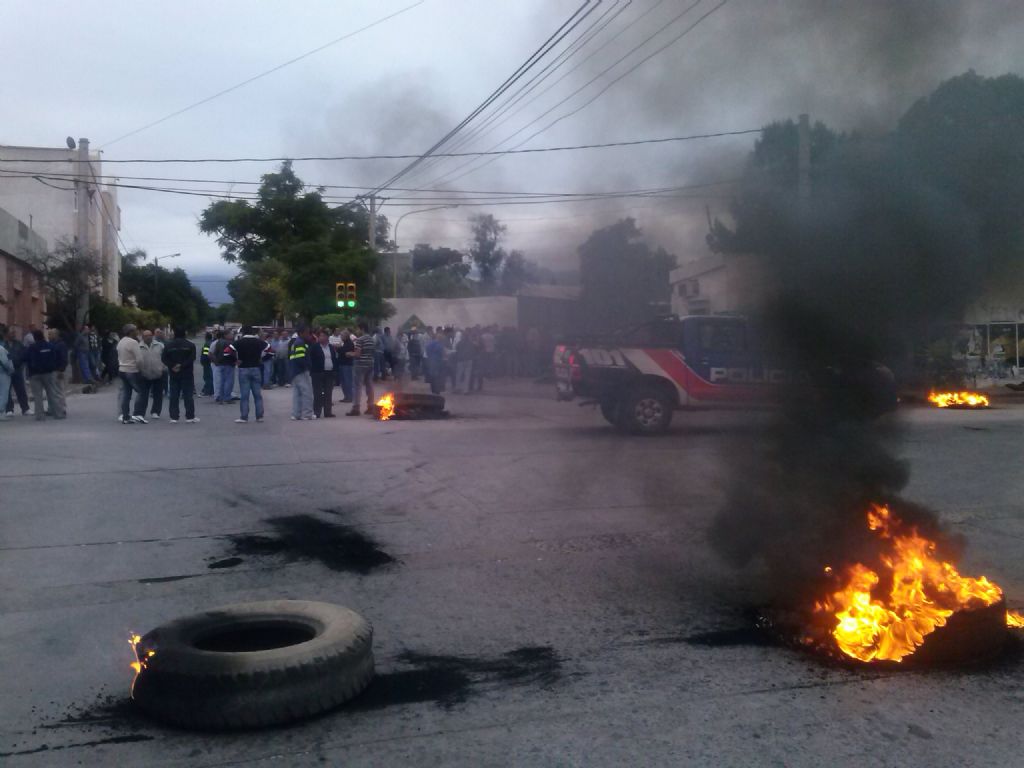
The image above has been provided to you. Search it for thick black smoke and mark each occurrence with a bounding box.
[707,71,1024,605]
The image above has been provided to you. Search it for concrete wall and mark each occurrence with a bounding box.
[0,206,48,335]
[388,296,518,330]
[0,145,120,302]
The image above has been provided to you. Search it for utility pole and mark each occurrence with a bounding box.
[75,137,91,327]
[152,253,181,305]
[368,194,378,251]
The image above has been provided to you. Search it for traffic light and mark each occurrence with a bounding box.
[335,281,358,309]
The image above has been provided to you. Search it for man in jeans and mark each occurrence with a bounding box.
[216,329,237,404]
[162,326,199,423]
[227,326,271,423]
[116,324,146,423]
[288,328,314,420]
[138,329,166,419]
[348,322,376,416]
[26,330,65,420]
[74,324,97,383]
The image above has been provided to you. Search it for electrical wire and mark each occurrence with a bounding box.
[437,0,729,187]
[100,1,426,148]
[0,128,762,165]
[365,0,600,195]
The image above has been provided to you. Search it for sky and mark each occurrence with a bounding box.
[2,0,1022,286]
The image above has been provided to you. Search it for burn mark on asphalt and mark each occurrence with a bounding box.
[351,645,562,710]
[683,627,778,647]
[137,574,200,584]
[221,513,396,573]
[0,736,154,758]
[206,556,244,570]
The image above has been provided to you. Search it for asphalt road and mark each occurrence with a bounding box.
[2,376,1023,767]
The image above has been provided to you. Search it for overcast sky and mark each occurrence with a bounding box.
[3,0,1021,280]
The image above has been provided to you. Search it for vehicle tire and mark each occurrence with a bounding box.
[394,392,445,411]
[620,385,673,435]
[132,600,373,730]
[600,400,622,427]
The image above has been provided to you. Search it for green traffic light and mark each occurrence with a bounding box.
[347,300,357,308]
[337,300,344,307]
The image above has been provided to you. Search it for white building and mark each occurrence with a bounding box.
[669,253,761,316]
[0,143,121,302]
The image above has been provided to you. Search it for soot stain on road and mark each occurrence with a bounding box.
[351,645,563,710]
[217,513,396,573]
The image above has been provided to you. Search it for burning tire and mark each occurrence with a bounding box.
[131,600,373,729]
[619,385,674,434]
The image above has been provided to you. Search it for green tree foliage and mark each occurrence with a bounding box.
[213,303,235,325]
[120,255,210,331]
[499,250,532,295]
[402,244,473,298]
[227,259,288,326]
[25,240,103,331]
[89,298,167,335]
[578,218,675,332]
[199,162,387,322]
[468,213,507,289]
[708,71,1024,362]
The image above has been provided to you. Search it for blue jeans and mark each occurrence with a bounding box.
[238,367,263,420]
[339,365,353,401]
[217,364,235,401]
[119,372,143,419]
[291,371,313,418]
[262,359,273,386]
[212,363,221,400]
[77,351,94,382]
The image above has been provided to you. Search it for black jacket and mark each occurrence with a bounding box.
[27,341,58,375]
[227,335,271,368]
[162,337,197,375]
[309,342,339,373]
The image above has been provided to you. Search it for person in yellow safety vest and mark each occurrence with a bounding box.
[288,328,314,420]
[199,331,214,397]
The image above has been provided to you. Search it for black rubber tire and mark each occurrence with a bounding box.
[619,385,673,435]
[600,401,622,427]
[394,392,445,410]
[132,600,373,730]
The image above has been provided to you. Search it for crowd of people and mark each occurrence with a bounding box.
[0,320,557,424]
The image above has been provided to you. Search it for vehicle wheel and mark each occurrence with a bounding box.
[132,600,373,730]
[394,392,445,410]
[600,400,622,427]
[620,386,673,434]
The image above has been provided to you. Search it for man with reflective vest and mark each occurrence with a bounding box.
[199,331,214,397]
[288,327,314,420]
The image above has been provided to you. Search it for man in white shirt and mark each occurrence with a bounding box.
[115,324,146,423]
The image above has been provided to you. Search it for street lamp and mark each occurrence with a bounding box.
[392,205,458,298]
[152,252,181,300]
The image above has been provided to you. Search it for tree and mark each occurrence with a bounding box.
[199,161,386,321]
[213,303,235,325]
[25,240,103,331]
[227,259,288,325]
[402,244,473,298]
[468,213,508,289]
[499,250,533,294]
[578,219,675,331]
[120,257,210,330]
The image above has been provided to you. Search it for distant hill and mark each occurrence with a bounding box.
[188,272,235,306]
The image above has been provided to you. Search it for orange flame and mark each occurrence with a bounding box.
[129,632,155,697]
[1008,610,1024,628]
[376,392,396,421]
[815,504,1006,662]
[928,391,989,408]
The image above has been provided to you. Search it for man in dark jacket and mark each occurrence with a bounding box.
[4,328,30,415]
[162,327,199,423]
[27,330,65,420]
[309,329,339,418]
[227,326,271,423]
[199,331,214,397]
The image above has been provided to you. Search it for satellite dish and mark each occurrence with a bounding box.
[66,136,76,149]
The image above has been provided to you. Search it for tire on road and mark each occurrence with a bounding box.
[618,384,674,435]
[395,392,445,411]
[132,600,373,730]
[600,400,623,427]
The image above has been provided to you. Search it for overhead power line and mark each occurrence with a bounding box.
[436,0,730,187]
[0,128,761,165]
[366,0,600,195]
[100,0,426,148]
